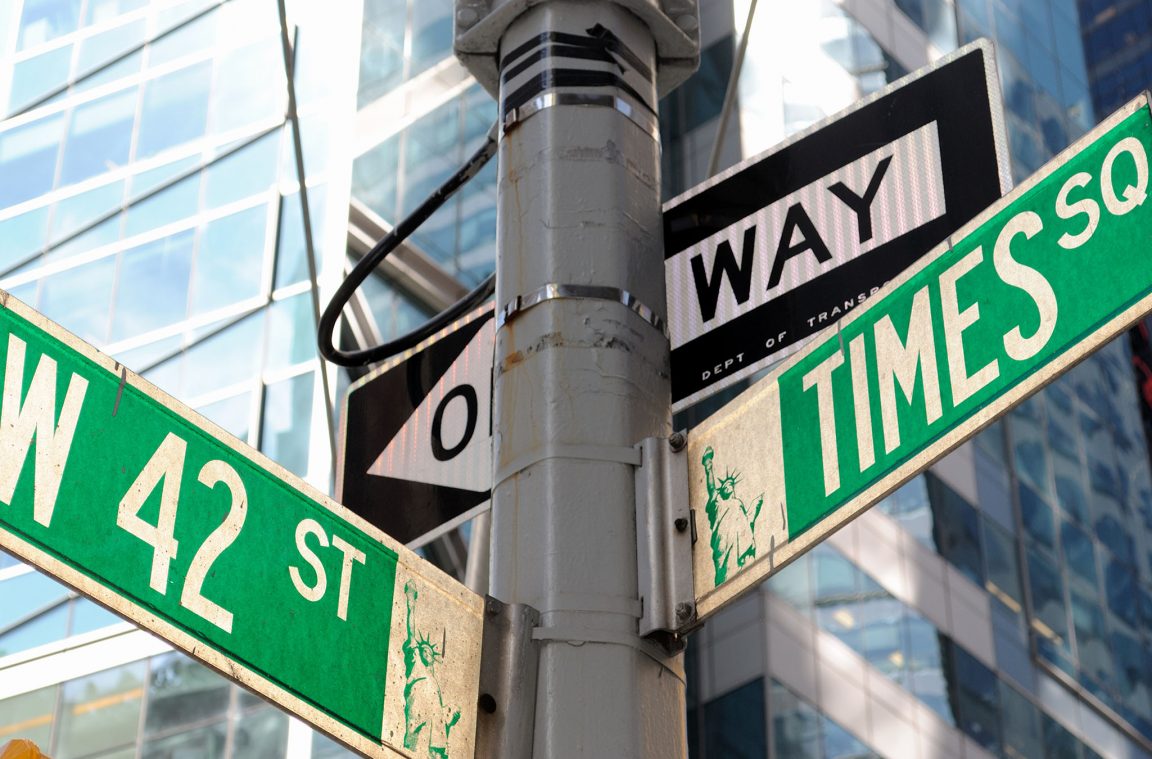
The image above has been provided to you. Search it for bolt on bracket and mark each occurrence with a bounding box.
[474,597,541,757]
[634,433,696,639]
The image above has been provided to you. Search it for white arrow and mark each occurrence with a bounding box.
[367,318,494,492]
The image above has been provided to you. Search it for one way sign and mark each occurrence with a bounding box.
[664,41,1012,410]
[337,304,494,546]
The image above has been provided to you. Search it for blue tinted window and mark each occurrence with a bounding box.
[209,38,283,134]
[148,9,217,66]
[112,231,194,340]
[352,135,399,221]
[196,391,251,443]
[182,312,264,398]
[123,173,200,238]
[409,0,453,78]
[358,0,406,106]
[275,185,326,289]
[771,680,820,759]
[928,475,985,584]
[1026,547,1069,650]
[1061,520,1097,587]
[0,570,70,629]
[50,180,123,248]
[84,0,147,25]
[191,204,268,315]
[0,114,66,208]
[1105,560,1140,630]
[999,680,1043,759]
[0,603,69,656]
[136,62,212,158]
[39,256,115,345]
[265,294,316,372]
[8,45,71,112]
[1019,483,1056,552]
[1070,589,1112,688]
[0,207,49,270]
[204,132,279,210]
[18,0,81,50]
[59,88,136,184]
[71,597,120,635]
[702,679,765,759]
[261,372,314,477]
[948,644,1001,751]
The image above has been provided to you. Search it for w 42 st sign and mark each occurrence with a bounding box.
[0,295,483,758]
[685,95,1152,622]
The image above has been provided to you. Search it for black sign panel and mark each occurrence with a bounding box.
[664,41,1009,410]
[337,305,494,546]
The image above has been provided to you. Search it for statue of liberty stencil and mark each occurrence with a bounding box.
[702,446,764,586]
[402,581,461,757]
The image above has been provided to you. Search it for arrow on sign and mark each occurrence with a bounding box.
[368,315,493,491]
[685,93,1152,625]
[339,304,494,547]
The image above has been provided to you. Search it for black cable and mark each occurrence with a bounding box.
[318,123,499,367]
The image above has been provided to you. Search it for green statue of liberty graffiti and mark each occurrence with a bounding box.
[402,581,461,757]
[702,446,764,586]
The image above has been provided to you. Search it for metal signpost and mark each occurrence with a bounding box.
[664,41,1011,411]
[339,304,495,546]
[684,94,1152,624]
[0,294,483,758]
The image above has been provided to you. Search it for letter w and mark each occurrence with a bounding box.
[690,226,756,322]
[0,334,89,527]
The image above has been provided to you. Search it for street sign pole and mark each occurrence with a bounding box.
[457,0,699,755]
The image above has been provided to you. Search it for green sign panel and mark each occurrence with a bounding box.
[688,95,1152,621]
[0,295,482,757]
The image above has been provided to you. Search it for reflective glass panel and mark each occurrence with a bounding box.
[144,652,230,735]
[8,45,71,112]
[770,680,820,759]
[232,707,288,759]
[111,230,194,340]
[71,597,121,635]
[410,0,453,78]
[203,131,279,210]
[0,114,66,208]
[196,391,251,442]
[123,173,200,238]
[702,678,764,759]
[141,720,227,759]
[209,37,282,134]
[274,185,326,289]
[50,180,123,248]
[0,602,69,656]
[191,204,268,315]
[260,371,314,477]
[136,62,212,159]
[0,565,71,626]
[0,206,49,270]
[85,0,147,24]
[39,256,116,345]
[18,0,81,49]
[56,661,146,759]
[182,312,264,398]
[0,684,57,748]
[265,293,315,372]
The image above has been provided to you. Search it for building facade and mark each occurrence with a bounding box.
[1,0,1151,758]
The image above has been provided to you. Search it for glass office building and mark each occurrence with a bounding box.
[1,0,1150,757]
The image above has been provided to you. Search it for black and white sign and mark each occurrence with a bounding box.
[664,40,1011,411]
[337,304,494,547]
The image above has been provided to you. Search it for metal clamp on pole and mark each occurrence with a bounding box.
[634,432,696,642]
[475,597,542,757]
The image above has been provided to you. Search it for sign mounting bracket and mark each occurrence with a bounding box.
[634,433,696,642]
[475,597,541,758]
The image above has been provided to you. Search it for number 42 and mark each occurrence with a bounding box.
[117,432,246,633]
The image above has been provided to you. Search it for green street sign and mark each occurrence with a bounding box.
[0,295,483,757]
[687,94,1152,622]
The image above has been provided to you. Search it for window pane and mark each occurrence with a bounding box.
[204,132,279,210]
[0,684,57,748]
[0,114,66,208]
[948,643,1001,752]
[232,707,288,759]
[771,680,820,759]
[39,256,116,345]
[182,312,264,398]
[191,204,268,315]
[123,172,200,238]
[208,38,282,134]
[76,20,146,80]
[703,678,764,759]
[929,475,985,584]
[0,206,49,270]
[148,9,217,67]
[136,62,212,159]
[260,371,314,477]
[0,601,70,656]
[111,231,194,340]
[49,180,123,249]
[71,597,121,635]
[19,0,81,50]
[265,293,315,372]
[141,720,227,759]
[1027,546,1069,650]
[195,392,251,443]
[8,45,72,112]
[999,680,1042,759]
[144,652,230,735]
[274,185,326,289]
[56,661,146,759]
[409,0,453,78]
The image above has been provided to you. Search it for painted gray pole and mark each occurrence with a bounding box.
[456,1,698,754]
